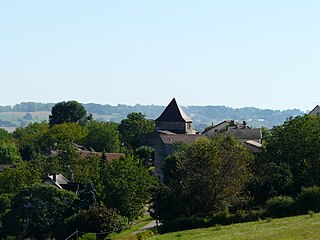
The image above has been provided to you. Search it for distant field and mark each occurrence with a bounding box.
[150,213,320,240]
[0,111,118,130]
[0,111,50,121]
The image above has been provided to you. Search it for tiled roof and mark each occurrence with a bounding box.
[159,133,204,144]
[78,150,125,161]
[155,98,192,123]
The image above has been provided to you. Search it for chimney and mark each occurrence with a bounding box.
[67,165,74,182]
[243,121,247,128]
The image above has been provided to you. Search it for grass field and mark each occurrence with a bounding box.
[109,214,154,240]
[150,213,320,240]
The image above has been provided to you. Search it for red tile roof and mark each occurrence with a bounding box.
[78,150,125,161]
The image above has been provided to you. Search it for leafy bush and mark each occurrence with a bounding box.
[79,233,97,240]
[160,209,264,233]
[266,195,296,218]
[0,193,13,215]
[66,205,128,235]
[296,186,320,213]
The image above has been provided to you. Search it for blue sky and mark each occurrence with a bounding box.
[0,1,319,111]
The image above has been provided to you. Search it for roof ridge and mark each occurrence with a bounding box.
[155,98,192,123]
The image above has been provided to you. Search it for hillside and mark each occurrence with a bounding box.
[150,213,320,240]
[0,102,305,131]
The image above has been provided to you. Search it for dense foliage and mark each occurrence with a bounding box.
[118,112,155,150]
[101,155,157,220]
[152,136,253,222]
[49,100,92,126]
[0,102,304,130]
[1,184,78,239]
[251,115,320,203]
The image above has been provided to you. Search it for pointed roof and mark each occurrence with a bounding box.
[309,105,320,115]
[155,98,192,123]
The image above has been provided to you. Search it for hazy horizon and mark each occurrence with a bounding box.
[0,100,309,112]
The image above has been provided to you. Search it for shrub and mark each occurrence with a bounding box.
[66,206,128,235]
[79,233,97,240]
[159,209,264,233]
[296,186,320,213]
[266,195,296,218]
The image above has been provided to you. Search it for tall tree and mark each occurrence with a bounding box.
[84,121,120,152]
[1,184,77,239]
[118,112,155,150]
[0,160,41,194]
[252,114,320,201]
[0,141,21,164]
[49,100,92,126]
[101,155,157,220]
[152,136,253,221]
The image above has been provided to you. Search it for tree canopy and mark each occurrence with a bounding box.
[101,155,157,220]
[83,120,120,152]
[1,184,78,239]
[118,112,155,150]
[153,136,253,221]
[252,115,320,202]
[49,100,92,126]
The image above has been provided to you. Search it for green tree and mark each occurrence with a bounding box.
[134,145,154,166]
[49,100,92,126]
[101,155,157,220]
[13,122,49,160]
[78,182,97,209]
[0,160,42,194]
[118,112,155,150]
[43,122,87,148]
[84,121,120,152]
[0,128,12,143]
[153,136,253,221]
[254,115,320,199]
[0,141,21,164]
[1,184,78,239]
[66,206,127,237]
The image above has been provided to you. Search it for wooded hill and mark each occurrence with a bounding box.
[0,102,305,130]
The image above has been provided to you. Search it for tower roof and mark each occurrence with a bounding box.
[155,98,192,123]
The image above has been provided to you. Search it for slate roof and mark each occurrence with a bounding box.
[155,98,192,123]
[45,174,82,192]
[228,128,262,140]
[309,105,320,115]
[47,173,69,185]
[159,133,204,144]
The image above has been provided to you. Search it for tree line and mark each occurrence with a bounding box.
[0,101,304,129]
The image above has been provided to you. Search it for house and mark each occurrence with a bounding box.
[44,173,82,193]
[146,98,204,179]
[73,143,125,161]
[309,105,320,116]
[202,120,262,153]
